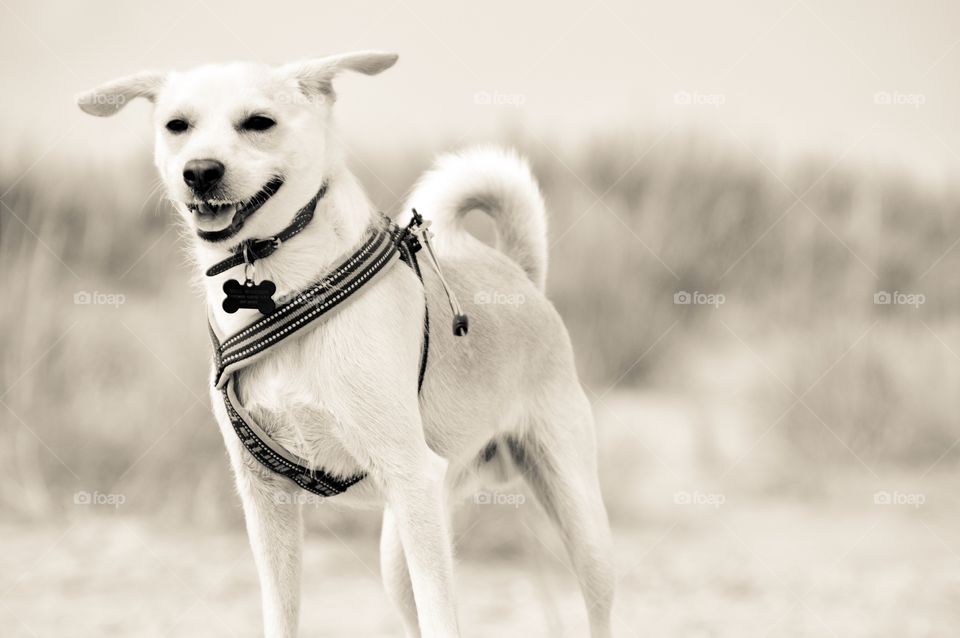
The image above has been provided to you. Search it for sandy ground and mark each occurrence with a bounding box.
[3,495,959,638]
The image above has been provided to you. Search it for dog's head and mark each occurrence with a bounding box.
[77,51,397,242]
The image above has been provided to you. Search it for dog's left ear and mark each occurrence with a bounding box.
[280,51,398,97]
[76,71,166,117]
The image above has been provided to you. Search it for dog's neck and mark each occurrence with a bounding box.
[196,165,376,336]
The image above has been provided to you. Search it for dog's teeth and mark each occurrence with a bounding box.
[192,199,243,218]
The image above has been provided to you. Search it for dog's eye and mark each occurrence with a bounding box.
[241,115,276,132]
[165,119,189,133]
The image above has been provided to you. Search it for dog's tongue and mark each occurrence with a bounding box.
[199,202,236,217]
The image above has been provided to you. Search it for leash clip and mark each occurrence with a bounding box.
[409,209,469,337]
[238,236,283,282]
[242,242,256,283]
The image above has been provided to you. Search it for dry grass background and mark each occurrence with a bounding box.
[3,130,960,635]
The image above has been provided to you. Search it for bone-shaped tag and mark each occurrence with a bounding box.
[222,279,277,315]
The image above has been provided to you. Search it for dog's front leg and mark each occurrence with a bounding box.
[235,465,304,638]
[380,448,459,638]
[212,391,304,638]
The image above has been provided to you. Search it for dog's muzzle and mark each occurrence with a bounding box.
[192,177,285,243]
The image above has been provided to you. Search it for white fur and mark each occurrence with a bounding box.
[79,53,615,638]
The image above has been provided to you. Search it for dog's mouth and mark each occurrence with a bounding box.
[189,177,284,242]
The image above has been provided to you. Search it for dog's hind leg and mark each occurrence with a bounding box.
[511,389,616,638]
[380,505,421,638]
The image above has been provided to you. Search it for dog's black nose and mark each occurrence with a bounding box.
[183,159,225,194]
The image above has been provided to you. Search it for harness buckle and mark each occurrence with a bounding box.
[401,212,426,253]
[244,236,281,260]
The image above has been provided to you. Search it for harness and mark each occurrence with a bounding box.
[205,187,463,497]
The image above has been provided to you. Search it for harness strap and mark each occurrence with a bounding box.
[397,223,430,392]
[213,222,403,389]
[209,213,429,497]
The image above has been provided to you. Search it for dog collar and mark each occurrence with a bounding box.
[204,181,328,278]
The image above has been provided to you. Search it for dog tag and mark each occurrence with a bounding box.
[222,279,277,315]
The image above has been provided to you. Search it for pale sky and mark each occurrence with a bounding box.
[2,0,959,183]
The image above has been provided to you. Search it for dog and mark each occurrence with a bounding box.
[77,51,615,638]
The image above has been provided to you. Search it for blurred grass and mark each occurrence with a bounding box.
[3,131,960,528]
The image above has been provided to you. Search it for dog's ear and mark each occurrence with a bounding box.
[280,51,398,97]
[76,71,166,117]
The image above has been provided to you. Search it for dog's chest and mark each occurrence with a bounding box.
[232,341,360,477]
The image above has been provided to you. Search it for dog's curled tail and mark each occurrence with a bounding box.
[405,146,548,290]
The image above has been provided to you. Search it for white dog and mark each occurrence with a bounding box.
[78,51,614,638]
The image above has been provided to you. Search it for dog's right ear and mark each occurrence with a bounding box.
[76,71,166,117]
